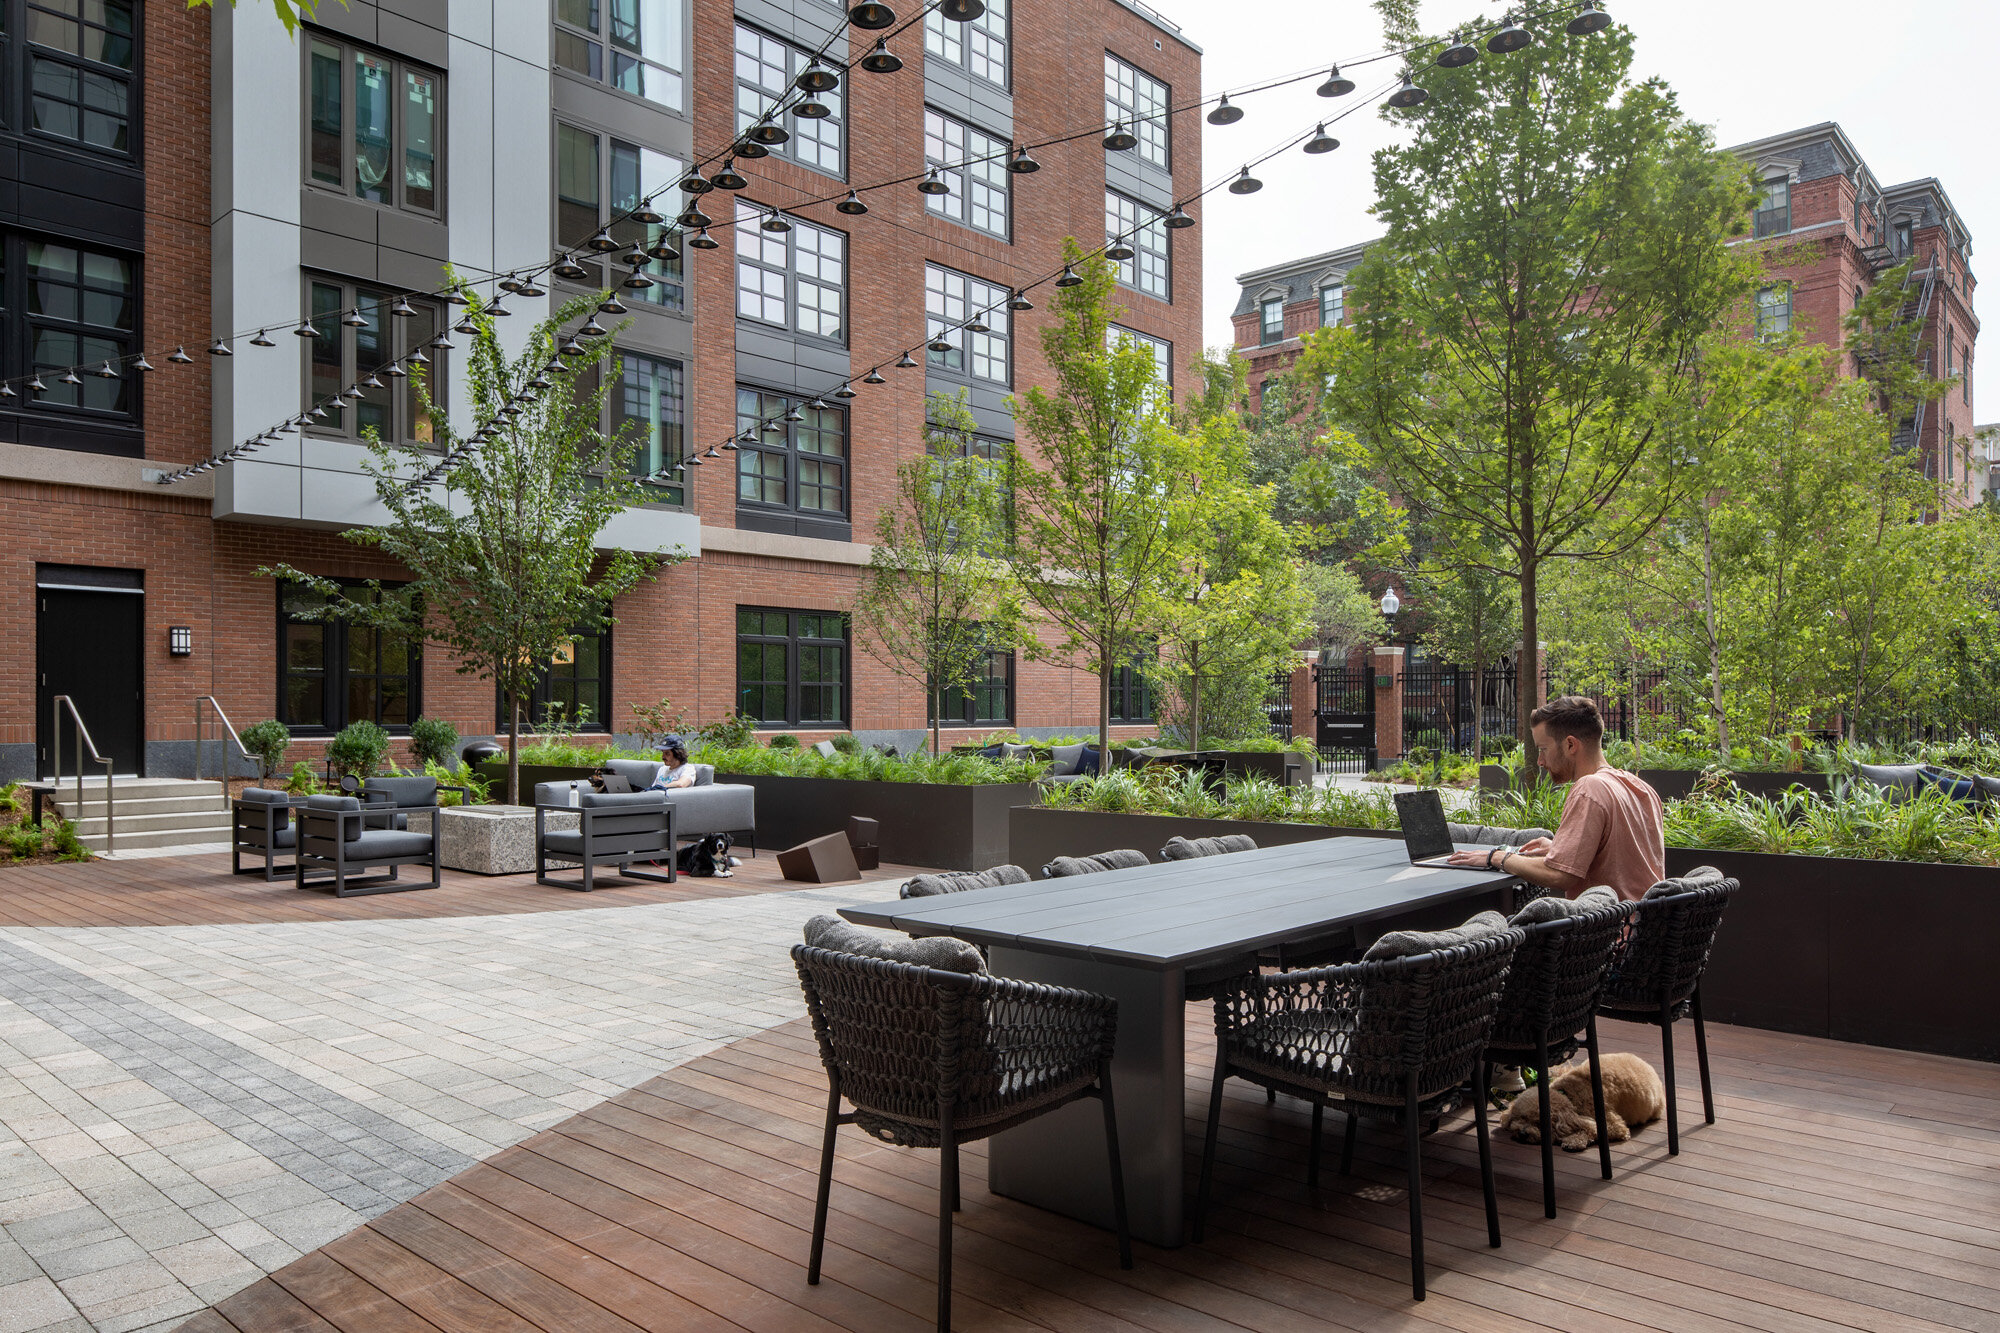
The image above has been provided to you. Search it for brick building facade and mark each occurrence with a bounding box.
[2,0,1204,782]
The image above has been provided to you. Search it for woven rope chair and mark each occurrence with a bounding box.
[1481,898,1638,1216]
[1595,877,1737,1155]
[1193,931,1523,1300]
[791,945,1131,1332]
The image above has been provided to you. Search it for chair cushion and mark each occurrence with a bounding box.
[1160,833,1258,861]
[238,789,291,834]
[1972,773,2000,802]
[803,914,986,973]
[1510,884,1619,925]
[1447,822,1553,847]
[535,780,591,807]
[305,794,363,841]
[361,775,436,808]
[1642,866,1725,898]
[541,830,587,857]
[1077,746,1102,777]
[1045,848,1148,877]
[1856,762,1926,795]
[1364,909,1510,960]
[578,791,666,810]
[1048,743,1087,776]
[665,784,755,837]
[901,864,1030,899]
[693,763,715,786]
[349,829,433,858]
[1920,766,1978,801]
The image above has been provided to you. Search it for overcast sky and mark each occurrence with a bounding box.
[1163,0,1997,370]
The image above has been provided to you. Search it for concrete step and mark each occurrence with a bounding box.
[88,827,234,852]
[67,810,237,839]
[52,795,232,819]
[33,778,225,801]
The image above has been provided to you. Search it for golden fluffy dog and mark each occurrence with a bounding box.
[1498,1052,1665,1152]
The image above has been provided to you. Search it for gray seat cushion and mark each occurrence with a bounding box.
[238,789,291,834]
[349,829,433,859]
[579,791,667,811]
[803,914,986,974]
[662,784,754,837]
[1160,833,1258,861]
[814,740,838,757]
[535,780,592,807]
[901,864,1031,899]
[1856,762,1926,796]
[1045,848,1148,877]
[304,794,363,841]
[1643,866,1725,898]
[1048,742,1088,777]
[1363,909,1510,960]
[540,831,590,858]
[1510,884,1619,925]
[1447,822,1553,847]
[360,776,436,808]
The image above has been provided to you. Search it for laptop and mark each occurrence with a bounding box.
[591,771,635,794]
[1394,789,1460,867]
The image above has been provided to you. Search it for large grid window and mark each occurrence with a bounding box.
[27,0,135,154]
[553,0,685,110]
[930,641,1013,726]
[924,0,1007,87]
[1106,190,1168,299]
[305,280,441,446]
[736,387,847,517]
[1755,283,1791,340]
[1108,659,1152,723]
[569,352,688,507]
[737,608,848,726]
[1319,283,1344,326]
[923,109,1008,239]
[498,623,610,731]
[1753,176,1789,238]
[735,204,845,342]
[736,24,842,177]
[308,37,441,217]
[1109,324,1171,403]
[1259,297,1284,344]
[926,265,1010,384]
[555,122,684,309]
[15,238,136,417]
[1104,52,1168,169]
[279,581,420,733]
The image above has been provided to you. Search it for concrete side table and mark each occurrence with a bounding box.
[409,805,579,875]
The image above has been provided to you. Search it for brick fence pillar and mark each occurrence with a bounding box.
[1534,641,1550,708]
[1373,645,1405,761]
[1289,658,1314,743]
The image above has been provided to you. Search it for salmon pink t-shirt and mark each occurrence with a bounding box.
[1543,768,1665,901]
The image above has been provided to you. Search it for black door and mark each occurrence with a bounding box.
[37,587,144,777]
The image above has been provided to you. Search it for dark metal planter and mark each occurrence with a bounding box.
[1640,770,1832,800]
[715,774,1041,871]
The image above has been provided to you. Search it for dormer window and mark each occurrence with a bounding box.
[1754,174,1789,238]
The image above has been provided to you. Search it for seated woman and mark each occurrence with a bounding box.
[648,737,698,791]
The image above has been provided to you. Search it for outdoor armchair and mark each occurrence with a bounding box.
[340,773,470,830]
[231,787,300,881]
[294,794,440,897]
[535,791,677,891]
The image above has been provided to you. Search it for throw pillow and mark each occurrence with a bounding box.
[803,915,986,973]
[1509,883,1619,925]
[1363,909,1509,961]
[1044,848,1148,877]
[1077,746,1102,777]
[1642,866,1725,898]
[1160,833,1259,861]
[900,864,1031,899]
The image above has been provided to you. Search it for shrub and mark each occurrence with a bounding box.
[830,733,862,754]
[285,760,321,795]
[240,720,291,779]
[628,696,691,752]
[693,742,1046,785]
[768,733,800,749]
[423,758,488,806]
[694,712,757,749]
[409,716,459,770]
[324,720,390,779]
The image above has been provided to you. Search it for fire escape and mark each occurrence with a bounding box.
[1856,224,1942,460]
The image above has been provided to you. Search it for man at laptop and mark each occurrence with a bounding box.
[1448,695,1665,901]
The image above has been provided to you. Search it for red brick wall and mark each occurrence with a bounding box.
[143,0,212,469]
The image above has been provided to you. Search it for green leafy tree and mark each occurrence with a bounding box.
[187,0,343,35]
[1312,8,1756,771]
[265,288,678,804]
[1410,531,1521,761]
[852,392,1022,756]
[1008,247,1200,754]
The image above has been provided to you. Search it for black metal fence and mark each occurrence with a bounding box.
[1264,669,1294,740]
[1314,659,1375,772]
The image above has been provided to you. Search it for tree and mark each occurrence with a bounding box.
[187,0,343,35]
[1008,247,1199,754]
[265,288,678,805]
[1311,8,1755,771]
[852,392,1022,756]
[1410,531,1521,762]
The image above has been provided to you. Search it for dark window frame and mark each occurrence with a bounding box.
[496,621,612,732]
[1753,175,1789,239]
[734,22,843,179]
[277,579,423,735]
[1103,51,1168,170]
[22,0,139,159]
[1754,282,1791,340]
[734,202,846,344]
[736,606,849,727]
[553,119,686,311]
[925,262,1011,385]
[1319,283,1343,326]
[1108,658,1153,723]
[570,349,689,508]
[552,0,687,112]
[302,276,444,448]
[1259,296,1284,344]
[922,106,1010,241]
[929,641,1014,727]
[1107,188,1169,300]
[8,232,139,421]
[304,32,444,220]
[734,384,848,520]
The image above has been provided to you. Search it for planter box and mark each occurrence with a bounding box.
[1641,769,1831,801]
[1665,847,1998,1063]
[1008,804,1396,875]
[714,774,1039,871]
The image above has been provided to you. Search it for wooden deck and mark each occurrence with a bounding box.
[177,1011,2000,1332]
[0,850,929,928]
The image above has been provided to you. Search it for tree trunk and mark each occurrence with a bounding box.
[1188,641,1202,751]
[1471,647,1486,764]
[1518,557,1540,781]
[1701,511,1728,763]
[1099,644,1113,760]
[507,692,521,808]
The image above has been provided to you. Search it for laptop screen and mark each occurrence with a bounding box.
[1395,789,1455,862]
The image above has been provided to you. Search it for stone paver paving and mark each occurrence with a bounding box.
[0,880,877,1332]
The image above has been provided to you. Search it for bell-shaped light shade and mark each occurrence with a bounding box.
[343,307,371,327]
[928,335,955,352]
[1487,18,1534,52]
[1386,72,1429,108]
[553,254,590,281]
[620,241,650,268]
[1304,125,1339,154]
[630,197,666,225]
[1438,32,1479,67]
[621,270,656,291]
[860,39,903,73]
[795,58,839,93]
[94,361,119,378]
[1009,144,1040,173]
[586,228,621,253]
[1164,205,1194,229]
[169,346,194,363]
[734,138,769,160]
[794,95,832,120]
[678,171,712,196]
[579,318,608,338]
[1318,64,1356,97]
[917,167,951,196]
[1007,290,1034,310]
[499,274,527,293]
[895,351,918,368]
[836,190,869,215]
[249,329,275,346]
[58,368,82,386]
[965,315,991,334]
[208,339,233,357]
[711,162,748,191]
[1055,265,1082,287]
[133,356,154,372]
[760,208,791,233]
[517,276,547,298]
[1228,166,1262,194]
[1567,1,1612,34]
[834,382,857,399]
[390,296,418,317]
[1103,121,1138,151]
[687,228,719,250]
[646,237,679,263]
[848,1,895,29]
[746,122,790,146]
[937,0,984,20]
[1207,94,1243,126]
[1104,238,1136,261]
[678,206,713,229]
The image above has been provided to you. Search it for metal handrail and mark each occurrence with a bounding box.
[194,697,255,812]
[51,695,114,854]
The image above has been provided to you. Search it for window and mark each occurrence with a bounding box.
[1754,284,1790,339]
[553,0,685,110]
[1320,283,1344,326]
[1893,219,1913,257]
[1753,175,1789,238]
[930,641,1013,726]
[1966,353,1973,406]
[1108,658,1152,723]
[735,204,845,341]
[736,387,846,518]
[499,623,611,731]
[1109,324,1172,404]
[555,122,685,310]
[279,581,420,732]
[308,37,441,216]
[12,237,136,417]
[925,264,1010,384]
[1106,190,1168,300]
[930,422,1014,539]
[736,608,848,726]
[569,352,688,506]
[1104,53,1168,169]
[736,25,842,177]
[305,279,441,445]
[26,0,135,153]
[1259,296,1284,344]
[925,0,1007,87]
[923,109,1008,239]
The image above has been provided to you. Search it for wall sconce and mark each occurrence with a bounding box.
[169,626,193,656]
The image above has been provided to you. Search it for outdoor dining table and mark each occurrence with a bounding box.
[840,835,1517,1247]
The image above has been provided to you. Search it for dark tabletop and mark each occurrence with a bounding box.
[839,836,1515,971]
